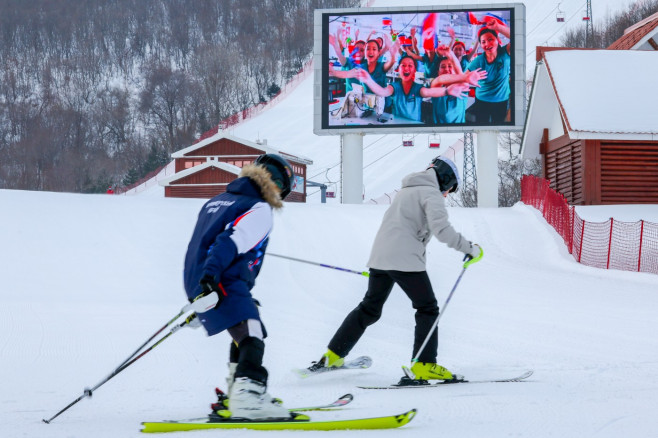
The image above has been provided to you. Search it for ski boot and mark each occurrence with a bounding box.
[227,377,293,421]
[307,349,344,373]
[410,362,454,380]
[397,362,459,386]
[211,363,283,412]
[212,387,284,412]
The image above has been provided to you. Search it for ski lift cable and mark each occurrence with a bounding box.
[526,0,587,59]
[527,5,559,37]
[363,134,387,150]
[307,132,426,198]
[308,135,412,196]
[364,134,419,169]
[307,134,397,180]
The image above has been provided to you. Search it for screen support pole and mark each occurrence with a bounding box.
[341,133,364,204]
[476,130,499,208]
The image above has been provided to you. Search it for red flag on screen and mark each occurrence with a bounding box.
[421,13,438,51]
[467,12,507,26]
[467,12,481,25]
[483,12,507,26]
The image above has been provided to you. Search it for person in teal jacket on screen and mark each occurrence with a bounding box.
[466,18,511,124]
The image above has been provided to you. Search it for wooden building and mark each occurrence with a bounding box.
[159,131,312,201]
[607,11,658,51]
[521,19,658,205]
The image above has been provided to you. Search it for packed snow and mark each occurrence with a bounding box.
[3,1,655,437]
[2,188,658,438]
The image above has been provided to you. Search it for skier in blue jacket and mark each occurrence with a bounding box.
[183,154,294,421]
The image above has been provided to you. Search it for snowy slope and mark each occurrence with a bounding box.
[4,2,652,437]
[2,189,658,438]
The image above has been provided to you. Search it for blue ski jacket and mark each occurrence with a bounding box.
[184,177,273,335]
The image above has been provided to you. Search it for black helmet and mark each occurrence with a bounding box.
[254,154,295,199]
[428,156,460,193]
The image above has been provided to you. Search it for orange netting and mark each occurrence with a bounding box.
[521,175,658,275]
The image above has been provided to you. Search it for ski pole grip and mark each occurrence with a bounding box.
[463,246,483,268]
[183,292,219,314]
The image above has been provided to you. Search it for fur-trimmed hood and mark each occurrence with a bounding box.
[240,164,284,209]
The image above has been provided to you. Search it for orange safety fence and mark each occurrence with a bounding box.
[520,175,658,275]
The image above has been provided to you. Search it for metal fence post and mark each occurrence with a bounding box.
[638,220,645,272]
[606,218,614,270]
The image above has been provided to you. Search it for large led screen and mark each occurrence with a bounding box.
[313,4,526,135]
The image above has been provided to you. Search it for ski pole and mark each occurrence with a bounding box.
[114,308,185,371]
[411,251,482,365]
[111,292,216,371]
[268,252,369,277]
[42,313,197,424]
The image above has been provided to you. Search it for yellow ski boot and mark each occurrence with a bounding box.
[322,349,345,368]
[409,362,454,380]
[306,349,344,373]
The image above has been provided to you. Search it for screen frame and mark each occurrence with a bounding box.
[313,3,526,135]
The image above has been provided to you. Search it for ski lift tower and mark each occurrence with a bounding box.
[584,0,593,47]
[462,132,477,198]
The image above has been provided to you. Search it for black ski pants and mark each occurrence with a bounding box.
[327,269,440,363]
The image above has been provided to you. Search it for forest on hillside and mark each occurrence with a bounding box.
[1,0,655,194]
[0,0,359,193]
[559,0,658,48]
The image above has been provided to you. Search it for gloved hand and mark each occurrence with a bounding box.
[463,243,483,268]
[199,274,223,296]
[183,275,225,313]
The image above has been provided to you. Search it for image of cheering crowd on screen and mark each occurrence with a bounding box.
[326,10,511,126]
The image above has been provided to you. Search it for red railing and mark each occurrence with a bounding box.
[521,175,658,275]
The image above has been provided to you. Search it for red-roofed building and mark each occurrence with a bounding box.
[520,13,658,205]
[608,11,658,50]
[159,131,312,201]
[521,45,658,204]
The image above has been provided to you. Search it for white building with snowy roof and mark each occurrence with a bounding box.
[521,47,658,205]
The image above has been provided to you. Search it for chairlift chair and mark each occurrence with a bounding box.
[326,182,337,198]
[556,3,565,22]
[428,133,441,148]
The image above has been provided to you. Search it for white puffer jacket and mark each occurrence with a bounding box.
[367,169,472,271]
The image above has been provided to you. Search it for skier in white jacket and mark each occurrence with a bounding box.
[308,157,483,381]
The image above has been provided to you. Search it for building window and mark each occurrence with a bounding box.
[184,160,204,169]
[227,160,251,167]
